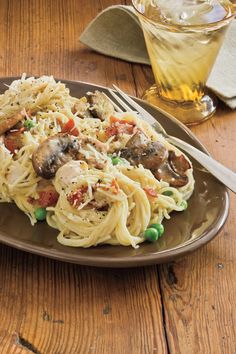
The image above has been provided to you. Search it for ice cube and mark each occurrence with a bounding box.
[151,0,221,25]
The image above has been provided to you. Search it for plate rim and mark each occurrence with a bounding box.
[0,76,230,267]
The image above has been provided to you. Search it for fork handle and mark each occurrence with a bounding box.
[167,135,236,194]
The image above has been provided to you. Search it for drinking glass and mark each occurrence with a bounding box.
[132,0,236,125]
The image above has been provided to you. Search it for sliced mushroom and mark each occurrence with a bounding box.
[121,140,168,170]
[154,161,188,187]
[87,91,115,120]
[32,133,108,179]
[169,150,191,175]
[120,133,191,187]
[32,133,80,179]
[0,111,26,135]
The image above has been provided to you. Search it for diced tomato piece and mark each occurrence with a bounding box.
[62,119,75,132]
[67,186,88,208]
[38,189,59,207]
[143,187,158,198]
[61,119,79,136]
[29,184,59,207]
[70,127,79,136]
[105,117,135,137]
[105,126,118,137]
[110,116,120,124]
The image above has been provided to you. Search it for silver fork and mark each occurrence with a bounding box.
[107,85,236,194]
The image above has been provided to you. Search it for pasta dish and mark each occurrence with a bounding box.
[0,75,194,248]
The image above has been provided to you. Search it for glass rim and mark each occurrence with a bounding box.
[131,1,236,30]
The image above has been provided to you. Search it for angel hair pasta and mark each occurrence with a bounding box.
[0,75,194,248]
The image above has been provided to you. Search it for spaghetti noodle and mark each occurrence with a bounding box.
[0,75,195,248]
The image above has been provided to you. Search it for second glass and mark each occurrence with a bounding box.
[132,0,235,126]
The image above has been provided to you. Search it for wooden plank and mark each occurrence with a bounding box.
[0,0,168,353]
[0,246,167,354]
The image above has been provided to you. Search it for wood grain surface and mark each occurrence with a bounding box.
[0,0,235,353]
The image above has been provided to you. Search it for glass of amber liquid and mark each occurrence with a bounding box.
[132,0,236,125]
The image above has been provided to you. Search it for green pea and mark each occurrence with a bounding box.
[111,156,121,165]
[162,190,173,196]
[35,207,47,221]
[150,223,164,237]
[24,119,35,130]
[144,228,159,242]
[180,200,188,210]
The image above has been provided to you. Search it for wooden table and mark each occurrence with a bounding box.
[0,1,235,353]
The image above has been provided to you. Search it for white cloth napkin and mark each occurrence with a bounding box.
[80,5,236,109]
